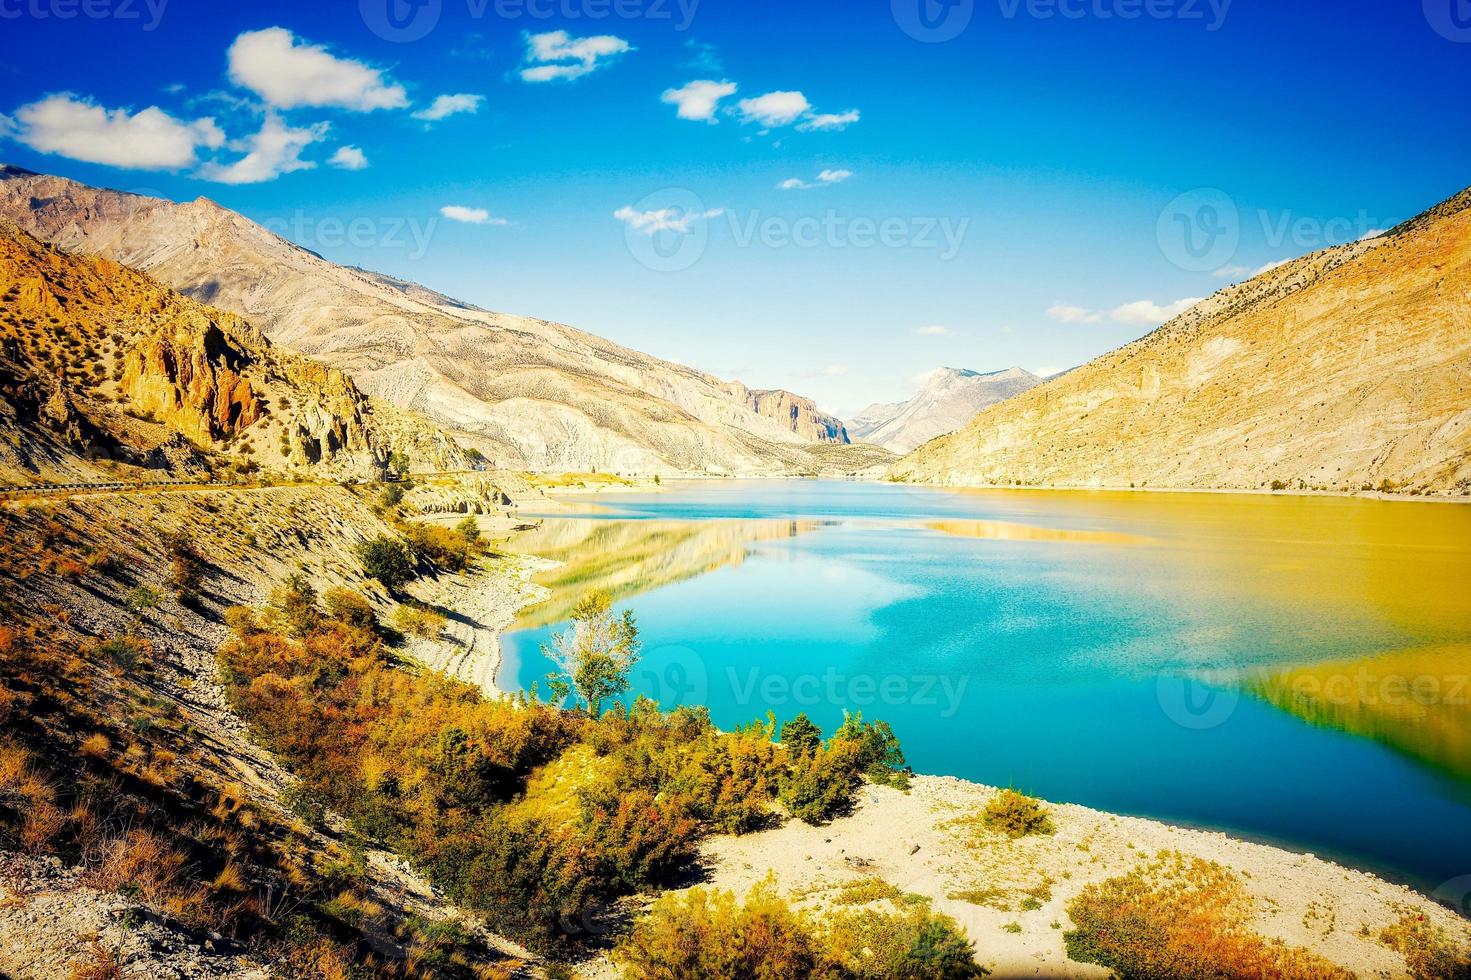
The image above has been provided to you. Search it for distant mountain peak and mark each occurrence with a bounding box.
[850,365,1041,454]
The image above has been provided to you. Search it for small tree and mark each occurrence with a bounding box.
[544,590,640,717]
[272,573,321,638]
[455,516,481,544]
[779,714,823,755]
[356,536,415,590]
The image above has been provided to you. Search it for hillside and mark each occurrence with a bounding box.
[0,166,881,476]
[851,367,1041,454]
[893,185,1471,496]
[0,222,459,484]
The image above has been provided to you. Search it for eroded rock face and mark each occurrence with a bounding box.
[0,221,453,483]
[121,319,263,446]
[735,385,851,444]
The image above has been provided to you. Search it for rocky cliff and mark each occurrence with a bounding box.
[0,166,870,476]
[730,384,850,443]
[0,221,454,483]
[892,184,1471,496]
[852,367,1040,454]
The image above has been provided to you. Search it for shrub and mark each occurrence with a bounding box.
[379,482,407,508]
[271,574,321,638]
[779,740,861,824]
[780,713,823,754]
[1378,911,1471,980]
[394,603,447,640]
[1065,852,1353,980]
[95,635,152,672]
[123,585,163,615]
[323,588,378,632]
[355,536,415,589]
[981,789,1055,839]
[615,881,983,979]
[834,713,911,790]
[615,882,832,978]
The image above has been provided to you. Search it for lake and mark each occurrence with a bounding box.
[498,480,1471,895]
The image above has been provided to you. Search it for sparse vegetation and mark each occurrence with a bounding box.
[981,789,1055,839]
[1064,851,1354,979]
[215,586,905,955]
[613,879,984,979]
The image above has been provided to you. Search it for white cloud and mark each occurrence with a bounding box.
[1034,365,1063,378]
[661,79,737,122]
[736,91,811,128]
[1358,228,1386,241]
[329,145,368,170]
[823,364,849,377]
[197,113,326,185]
[614,204,723,235]
[778,167,854,191]
[1109,297,1203,325]
[412,93,483,121]
[915,325,954,337]
[1046,303,1103,324]
[9,94,224,170]
[1214,264,1251,278]
[799,109,860,132]
[519,31,631,83]
[228,28,407,111]
[1253,259,1290,276]
[440,205,508,225]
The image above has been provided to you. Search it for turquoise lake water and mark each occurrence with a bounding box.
[499,480,1471,896]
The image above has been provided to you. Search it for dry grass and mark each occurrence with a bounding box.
[1064,851,1354,980]
[1379,909,1471,979]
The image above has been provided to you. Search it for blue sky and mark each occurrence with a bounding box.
[1,0,1468,416]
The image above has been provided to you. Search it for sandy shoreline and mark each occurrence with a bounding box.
[578,775,1471,978]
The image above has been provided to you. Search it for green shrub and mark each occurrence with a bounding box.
[779,740,861,824]
[780,714,823,754]
[834,713,911,789]
[355,536,415,589]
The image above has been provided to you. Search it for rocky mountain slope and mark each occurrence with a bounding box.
[0,221,459,484]
[737,385,850,443]
[893,184,1471,496]
[0,166,874,476]
[851,367,1040,454]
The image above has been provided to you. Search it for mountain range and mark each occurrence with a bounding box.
[893,184,1471,496]
[850,366,1041,454]
[0,221,455,483]
[0,165,883,477]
